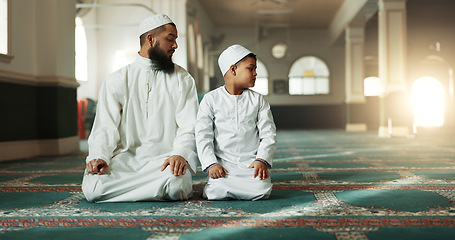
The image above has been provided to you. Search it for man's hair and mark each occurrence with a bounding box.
[139,23,176,46]
[235,53,257,66]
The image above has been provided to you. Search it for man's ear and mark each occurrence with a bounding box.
[147,33,155,47]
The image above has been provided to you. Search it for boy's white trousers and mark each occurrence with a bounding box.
[203,161,272,201]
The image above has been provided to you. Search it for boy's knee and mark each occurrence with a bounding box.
[252,187,272,201]
[204,177,272,200]
[203,179,231,200]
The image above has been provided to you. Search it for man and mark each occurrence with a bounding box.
[82,14,199,202]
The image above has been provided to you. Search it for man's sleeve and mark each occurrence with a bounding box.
[86,77,123,166]
[171,74,199,175]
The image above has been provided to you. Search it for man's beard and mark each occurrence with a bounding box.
[148,42,175,74]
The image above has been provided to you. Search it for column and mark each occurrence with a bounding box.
[35,0,80,153]
[345,24,367,132]
[377,0,411,137]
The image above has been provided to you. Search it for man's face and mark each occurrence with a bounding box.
[155,24,178,58]
[148,24,178,73]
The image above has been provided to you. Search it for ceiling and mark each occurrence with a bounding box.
[197,0,345,28]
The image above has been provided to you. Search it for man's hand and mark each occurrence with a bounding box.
[86,158,109,175]
[161,155,188,176]
[248,160,269,180]
[208,164,228,179]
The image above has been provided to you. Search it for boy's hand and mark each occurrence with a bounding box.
[208,164,228,179]
[248,160,269,180]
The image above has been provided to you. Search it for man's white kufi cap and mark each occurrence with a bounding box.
[138,14,173,37]
[218,44,253,76]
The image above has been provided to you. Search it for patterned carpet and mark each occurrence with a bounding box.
[1,130,455,239]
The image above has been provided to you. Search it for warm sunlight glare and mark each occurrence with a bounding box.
[364,77,383,96]
[412,76,445,127]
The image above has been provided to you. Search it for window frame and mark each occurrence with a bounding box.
[75,17,88,81]
[288,56,330,96]
[250,59,269,95]
[0,0,13,63]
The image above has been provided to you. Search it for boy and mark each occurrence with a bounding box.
[195,44,277,200]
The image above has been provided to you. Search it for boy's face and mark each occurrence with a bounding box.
[234,57,257,89]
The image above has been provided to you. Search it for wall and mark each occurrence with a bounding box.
[0,0,36,75]
[0,0,79,161]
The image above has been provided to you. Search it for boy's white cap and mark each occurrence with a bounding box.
[138,14,173,37]
[218,44,253,76]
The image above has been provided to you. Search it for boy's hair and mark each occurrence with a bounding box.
[235,53,257,66]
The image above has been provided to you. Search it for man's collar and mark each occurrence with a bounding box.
[136,53,160,70]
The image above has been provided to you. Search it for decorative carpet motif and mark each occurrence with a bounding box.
[1,130,455,239]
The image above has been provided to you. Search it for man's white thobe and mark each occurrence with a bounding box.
[82,54,199,202]
[196,86,277,200]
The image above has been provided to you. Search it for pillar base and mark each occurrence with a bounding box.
[378,126,410,138]
[346,123,367,132]
[0,136,80,161]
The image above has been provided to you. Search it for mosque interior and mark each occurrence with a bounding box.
[1,0,455,239]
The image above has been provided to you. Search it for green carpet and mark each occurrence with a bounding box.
[1,130,455,239]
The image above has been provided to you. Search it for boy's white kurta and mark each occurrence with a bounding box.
[195,86,277,200]
[82,54,199,202]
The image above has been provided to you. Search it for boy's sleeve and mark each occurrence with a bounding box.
[195,95,218,171]
[255,95,277,168]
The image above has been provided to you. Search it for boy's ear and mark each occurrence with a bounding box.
[230,65,237,76]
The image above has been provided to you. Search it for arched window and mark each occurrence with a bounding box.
[364,76,383,96]
[250,59,269,95]
[288,56,329,95]
[413,76,445,127]
[75,17,88,81]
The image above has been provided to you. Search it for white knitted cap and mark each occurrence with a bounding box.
[138,14,173,37]
[218,44,253,76]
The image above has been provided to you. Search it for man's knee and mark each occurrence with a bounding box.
[82,175,103,202]
[82,189,99,202]
[166,173,192,200]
